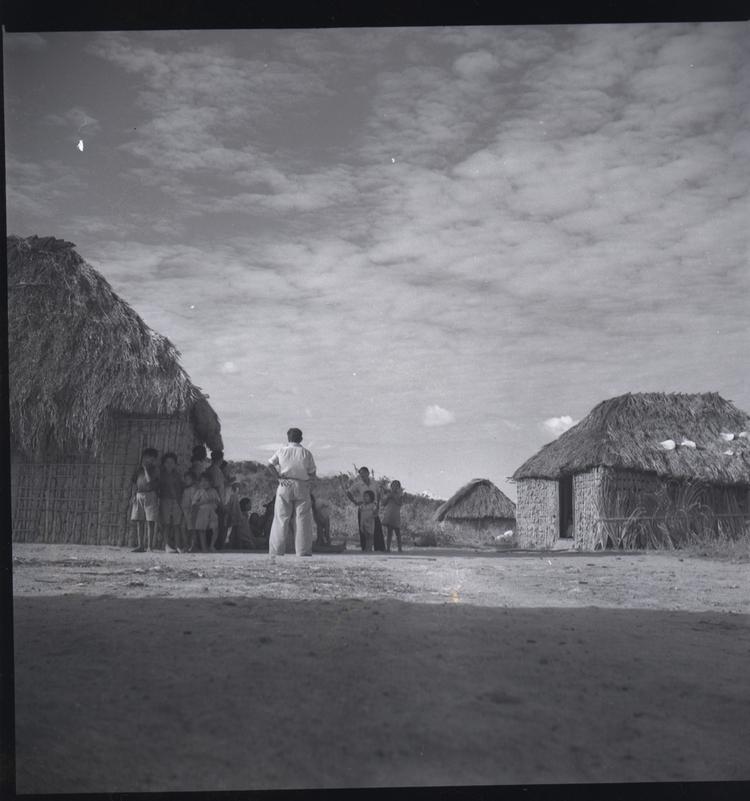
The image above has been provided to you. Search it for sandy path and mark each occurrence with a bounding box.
[11,543,750,612]
[10,544,750,791]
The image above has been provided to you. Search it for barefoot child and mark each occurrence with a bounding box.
[381,479,404,552]
[181,472,198,552]
[159,452,184,553]
[192,472,221,552]
[360,490,377,553]
[130,447,159,552]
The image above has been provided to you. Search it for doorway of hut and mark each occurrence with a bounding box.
[559,475,574,539]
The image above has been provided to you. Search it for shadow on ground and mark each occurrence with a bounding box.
[13,596,750,792]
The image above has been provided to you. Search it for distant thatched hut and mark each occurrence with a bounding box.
[434,478,516,541]
[9,235,223,544]
[512,393,750,550]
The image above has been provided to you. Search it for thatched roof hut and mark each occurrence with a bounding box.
[435,478,516,523]
[513,392,750,485]
[8,234,221,458]
[9,235,223,544]
[513,392,750,551]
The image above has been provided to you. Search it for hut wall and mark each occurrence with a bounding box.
[573,467,609,550]
[575,468,749,549]
[12,413,198,546]
[573,468,665,550]
[516,479,558,548]
[97,413,198,546]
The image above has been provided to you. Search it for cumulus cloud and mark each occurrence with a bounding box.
[4,24,749,500]
[542,416,579,436]
[219,361,239,374]
[423,405,456,427]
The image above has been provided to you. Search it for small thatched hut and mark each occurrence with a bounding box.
[512,392,750,550]
[9,235,223,545]
[434,478,516,540]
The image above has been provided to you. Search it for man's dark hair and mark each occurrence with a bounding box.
[359,466,370,475]
[287,428,303,443]
[161,452,177,465]
[211,449,224,463]
[142,447,158,459]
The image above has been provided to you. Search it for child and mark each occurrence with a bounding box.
[235,497,262,550]
[181,471,198,552]
[130,447,160,552]
[224,481,244,549]
[381,479,404,553]
[360,489,377,553]
[189,445,209,483]
[249,508,269,548]
[208,451,227,546]
[159,452,184,553]
[191,471,221,552]
[310,493,331,546]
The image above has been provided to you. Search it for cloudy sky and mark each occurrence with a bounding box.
[5,23,749,499]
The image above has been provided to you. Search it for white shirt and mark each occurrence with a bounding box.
[269,442,317,481]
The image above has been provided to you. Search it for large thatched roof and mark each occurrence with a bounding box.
[513,392,750,485]
[8,235,223,457]
[435,478,516,522]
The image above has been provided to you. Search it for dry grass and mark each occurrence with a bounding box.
[595,475,749,553]
[680,536,750,562]
[8,235,222,458]
[514,391,750,485]
[435,478,516,522]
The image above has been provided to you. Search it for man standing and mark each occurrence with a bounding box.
[268,428,317,557]
[346,466,380,552]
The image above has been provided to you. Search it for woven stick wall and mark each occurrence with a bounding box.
[12,413,197,545]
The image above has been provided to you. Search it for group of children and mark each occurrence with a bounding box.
[129,445,266,553]
[358,480,404,553]
[130,446,407,555]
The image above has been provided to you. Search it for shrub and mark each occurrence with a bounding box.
[225,462,446,537]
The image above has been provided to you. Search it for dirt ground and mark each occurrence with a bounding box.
[11,543,750,792]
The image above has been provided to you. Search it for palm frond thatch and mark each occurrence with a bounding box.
[434,478,516,522]
[8,235,223,457]
[513,392,750,485]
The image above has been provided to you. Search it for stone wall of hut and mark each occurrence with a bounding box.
[515,479,558,548]
[518,467,750,551]
[574,468,665,549]
[12,412,200,545]
[572,468,599,549]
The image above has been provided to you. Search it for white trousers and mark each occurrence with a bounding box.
[269,480,314,556]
